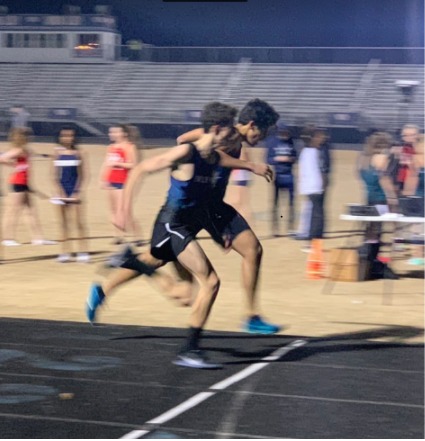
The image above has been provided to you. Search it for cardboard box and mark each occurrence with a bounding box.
[329,248,359,282]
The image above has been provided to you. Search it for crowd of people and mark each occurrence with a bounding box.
[0,101,423,368]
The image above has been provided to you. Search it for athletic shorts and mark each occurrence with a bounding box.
[150,205,203,263]
[11,184,30,193]
[110,182,124,190]
[60,183,78,198]
[203,202,251,247]
[231,180,250,187]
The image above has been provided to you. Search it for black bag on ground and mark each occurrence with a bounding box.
[357,243,399,281]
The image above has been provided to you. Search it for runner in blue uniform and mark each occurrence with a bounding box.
[177,99,281,334]
[86,102,273,369]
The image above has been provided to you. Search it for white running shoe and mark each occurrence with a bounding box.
[57,253,71,263]
[77,253,90,263]
[2,240,21,247]
[32,240,57,246]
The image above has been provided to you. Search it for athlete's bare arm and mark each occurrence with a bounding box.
[0,148,22,165]
[177,128,204,145]
[99,147,112,188]
[118,143,193,227]
[217,151,273,182]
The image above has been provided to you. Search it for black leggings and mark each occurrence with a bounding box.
[308,193,325,240]
[272,175,295,229]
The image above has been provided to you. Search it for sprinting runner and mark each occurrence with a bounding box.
[86,102,273,368]
[0,128,56,247]
[52,126,89,263]
[176,99,281,333]
[99,124,141,245]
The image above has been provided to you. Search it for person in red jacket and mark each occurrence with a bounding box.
[0,128,56,246]
[99,124,142,245]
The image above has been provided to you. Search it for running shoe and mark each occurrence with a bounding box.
[32,239,57,245]
[242,315,282,334]
[77,253,90,263]
[86,284,105,324]
[408,258,424,266]
[2,240,21,246]
[172,350,222,369]
[57,253,71,263]
[295,235,309,241]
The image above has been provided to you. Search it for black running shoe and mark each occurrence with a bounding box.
[172,350,222,369]
[105,245,135,268]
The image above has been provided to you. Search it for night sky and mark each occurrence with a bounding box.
[1,0,423,47]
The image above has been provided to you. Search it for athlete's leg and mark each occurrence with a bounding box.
[108,188,122,240]
[75,203,89,255]
[102,250,163,296]
[100,249,192,306]
[58,204,71,259]
[176,240,220,350]
[23,192,44,242]
[87,249,161,323]
[231,229,262,317]
[2,191,24,241]
[117,187,142,243]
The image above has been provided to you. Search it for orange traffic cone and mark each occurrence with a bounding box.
[306,239,325,280]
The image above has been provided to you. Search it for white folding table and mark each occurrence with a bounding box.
[323,214,425,304]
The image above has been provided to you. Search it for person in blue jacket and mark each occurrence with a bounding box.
[266,121,297,236]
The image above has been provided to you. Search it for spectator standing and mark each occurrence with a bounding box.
[266,121,297,236]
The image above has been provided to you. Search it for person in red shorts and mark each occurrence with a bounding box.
[0,128,56,246]
[99,124,142,245]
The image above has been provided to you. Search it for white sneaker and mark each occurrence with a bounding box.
[32,240,57,246]
[77,253,90,263]
[57,253,71,263]
[2,240,21,247]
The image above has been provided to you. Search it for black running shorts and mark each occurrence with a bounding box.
[150,205,202,263]
[203,202,251,248]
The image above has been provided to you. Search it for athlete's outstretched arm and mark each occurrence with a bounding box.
[0,148,21,165]
[116,144,192,230]
[177,128,204,145]
[217,150,273,182]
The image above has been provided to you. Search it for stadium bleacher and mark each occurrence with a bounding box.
[0,62,423,129]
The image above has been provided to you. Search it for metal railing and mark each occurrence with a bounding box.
[118,45,424,64]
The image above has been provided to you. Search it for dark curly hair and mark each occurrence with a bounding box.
[238,99,280,135]
[202,102,238,132]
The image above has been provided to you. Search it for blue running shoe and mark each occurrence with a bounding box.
[242,315,282,334]
[86,284,105,324]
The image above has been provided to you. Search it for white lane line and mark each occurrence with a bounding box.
[121,430,150,439]
[120,339,307,439]
[210,340,306,391]
[147,392,215,425]
[232,391,425,409]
